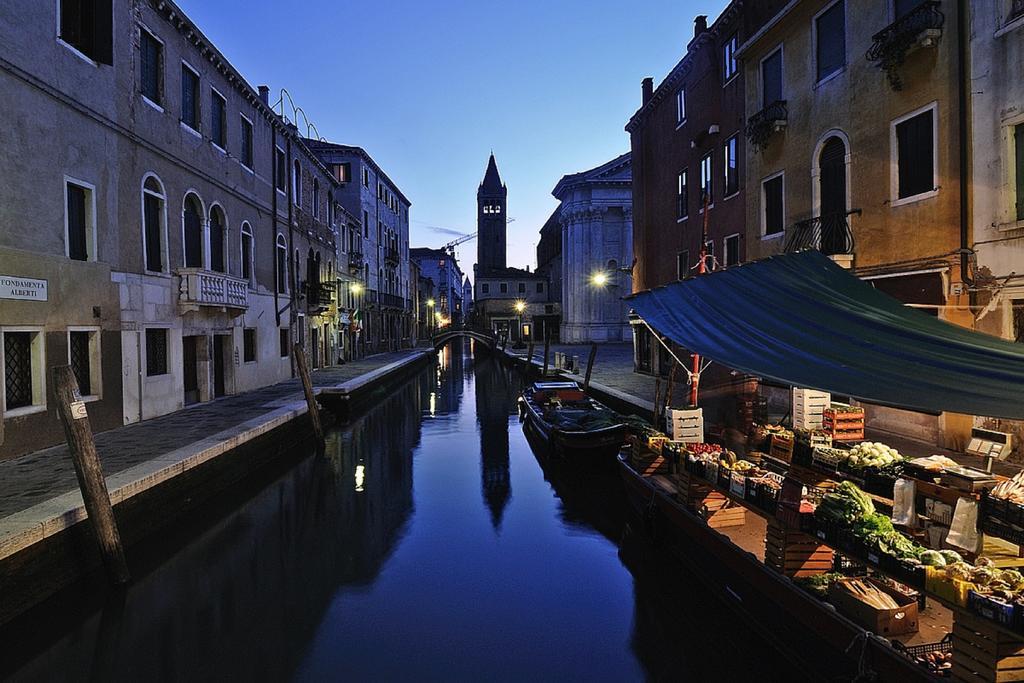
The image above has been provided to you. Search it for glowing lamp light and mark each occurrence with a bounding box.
[427,298,435,307]
[351,282,363,294]
[590,272,609,286]
[514,301,526,313]
[354,464,365,492]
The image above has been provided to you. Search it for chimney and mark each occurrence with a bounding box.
[694,15,708,38]
[641,77,654,106]
[258,85,269,105]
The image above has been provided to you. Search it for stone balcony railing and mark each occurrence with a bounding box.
[745,100,788,152]
[178,268,249,311]
[866,1,944,90]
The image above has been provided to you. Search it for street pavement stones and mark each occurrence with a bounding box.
[0,350,420,521]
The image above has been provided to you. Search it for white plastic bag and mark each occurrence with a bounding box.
[946,497,982,553]
[891,478,917,527]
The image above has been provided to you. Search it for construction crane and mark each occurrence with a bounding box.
[442,232,476,258]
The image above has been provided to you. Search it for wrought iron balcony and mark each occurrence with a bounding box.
[380,292,405,309]
[783,210,861,257]
[306,280,335,309]
[745,101,787,152]
[384,247,400,266]
[178,269,249,311]
[866,1,944,91]
[348,251,363,273]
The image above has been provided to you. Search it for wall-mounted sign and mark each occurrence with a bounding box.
[0,275,47,301]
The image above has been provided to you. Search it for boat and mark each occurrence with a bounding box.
[616,451,938,682]
[518,381,626,465]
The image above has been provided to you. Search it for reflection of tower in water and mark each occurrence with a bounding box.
[474,354,514,531]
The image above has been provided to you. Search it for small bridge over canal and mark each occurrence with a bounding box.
[432,326,498,350]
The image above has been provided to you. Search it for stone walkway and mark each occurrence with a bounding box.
[0,350,420,520]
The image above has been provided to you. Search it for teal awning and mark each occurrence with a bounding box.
[626,251,1024,419]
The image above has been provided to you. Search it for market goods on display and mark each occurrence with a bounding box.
[834,578,902,610]
[847,442,903,471]
[815,481,876,524]
[991,471,1024,504]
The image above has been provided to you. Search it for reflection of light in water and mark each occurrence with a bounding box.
[429,392,436,416]
[354,464,365,492]
[439,345,449,371]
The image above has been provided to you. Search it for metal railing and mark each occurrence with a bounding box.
[783,210,861,256]
[745,100,788,152]
[178,268,249,309]
[380,292,405,308]
[384,247,400,265]
[866,1,944,90]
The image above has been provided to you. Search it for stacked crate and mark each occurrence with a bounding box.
[792,388,831,430]
[696,489,747,528]
[770,432,795,463]
[668,407,704,443]
[765,519,834,577]
[952,608,1024,682]
[823,405,866,442]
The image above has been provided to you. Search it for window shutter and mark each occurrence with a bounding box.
[762,51,782,105]
[144,194,162,271]
[816,1,846,82]
[67,185,88,260]
[897,110,934,199]
[92,0,113,65]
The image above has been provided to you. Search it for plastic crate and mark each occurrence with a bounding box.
[891,634,953,678]
[968,590,1016,628]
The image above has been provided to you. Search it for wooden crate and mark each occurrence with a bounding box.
[765,520,834,577]
[697,491,746,528]
[823,408,865,442]
[770,434,795,463]
[952,608,1024,682]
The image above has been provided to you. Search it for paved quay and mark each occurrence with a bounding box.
[0,349,429,559]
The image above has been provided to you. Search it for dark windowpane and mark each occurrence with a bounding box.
[181,66,198,130]
[243,328,256,362]
[211,91,226,148]
[518,282,525,293]
[1016,124,1024,221]
[60,0,113,64]
[184,198,202,267]
[240,118,253,168]
[210,210,224,272]
[677,251,689,279]
[4,332,32,409]
[536,282,543,293]
[725,236,740,266]
[896,109,934,199]
[276,243,287,293]
[764,175,784,234]
[762,50,783,106]
[816,1,846,82]
[140,30,161,104]
[896,0,927,17]
[1014,300,1024,343]
[144,192,162,271]
[677,170,688,219]
[700,154,713,205]
[280,329,290,357]
[724,136,739,196]
[146,328,167,376]
[69,331,91,395]
[67,183,88,261]
[275,149,286,190]
[241,232,252,280]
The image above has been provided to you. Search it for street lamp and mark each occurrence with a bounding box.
[590,271,609,287]
[426,298,435,336]
[513,300,527,349]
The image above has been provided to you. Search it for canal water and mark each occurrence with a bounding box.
[4,341,797,681]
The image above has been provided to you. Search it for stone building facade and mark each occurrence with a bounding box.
[306,142,413,353]
[535,209,563,341]
[552,153,633,344]
[410,248,466,328]
[0,0,343,459]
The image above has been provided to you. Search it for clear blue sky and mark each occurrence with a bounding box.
[178,0,726,276]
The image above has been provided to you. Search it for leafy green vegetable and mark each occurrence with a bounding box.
[815,481,876,524]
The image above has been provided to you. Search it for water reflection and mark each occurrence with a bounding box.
[474,354,518,531]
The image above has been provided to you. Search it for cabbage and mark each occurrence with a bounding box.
[919,550,946,567]
[939,550,962,565]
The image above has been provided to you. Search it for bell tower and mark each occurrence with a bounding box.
[477,153,507,275]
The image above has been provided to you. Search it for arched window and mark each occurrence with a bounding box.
[182,192,204,268]
[327,191,334,224]
[306,248,316,288]
[315,251,322,284]
[313,179,320,219]
[209,204,226,273]
[275,234,287,293]
[142,175,166,272]
[293,160,302,206]
[816,134,851,256]
[240,222,254,284]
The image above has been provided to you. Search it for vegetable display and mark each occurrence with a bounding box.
[815,481,876,524]
[846,442,903,471]
[991,471,1024,504]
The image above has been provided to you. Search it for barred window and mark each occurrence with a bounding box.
[243,328,256,362]
[4,332,33,409]
[210,89,226,149]
[146,328,168,376]
[140,28,162,104]
[180,63,199,131]
[69,331,92,395]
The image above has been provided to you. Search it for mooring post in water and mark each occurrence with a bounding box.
[527,341,535,369]
[664,363,678,416]
[583,343,598,392]
[654,377,663,426]
[52,365,130,585]
[542,330,551,377]
[294,344,324,448]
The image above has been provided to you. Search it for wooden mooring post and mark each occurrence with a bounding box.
[654,377,663,426]
[583,343,598,392]
[52,366,130,585]
[294,344,324,448]
[542,331,551,377]
[526,341,535,370]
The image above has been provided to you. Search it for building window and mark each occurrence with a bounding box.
[1014,300,1024,342]
[68,329,100,397]
[482,283,490,294]
[239,116,253,169]
[183,193,203,268]
[724,135,739,197]
[893,105,936,201]
[139,28,162,105]
[896,0,929,18]
[362,167,370,187]
[723,33,739,81]
[58,0,113,64]
[241,222,254,283]
[313,179,320,219]
[210,89,226,149]
[142,175,165,272]
[675,88,686,125]
[293,161,302,206]
[363,210,369,238]
[762,172,785,236]
[700,153,713,207]
[536,282,544,293]
[518,282,526,294]
[1015,124,1024,221]
[676,251,690,280]
[500,282,508,294]
[327,191,334,224]
[65,179,95,261]
[276,234,288,293]
[209,205,226,273]
[145,328,168,376]
[243,328,256,363]
[677,169,689,220]
[762,48,783,106]
[3,330,44,412]
[279,328,290,357]
[815,1,846,83]
[724,234,740,267]
[180,63,200,131]
[275,146,286,192]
